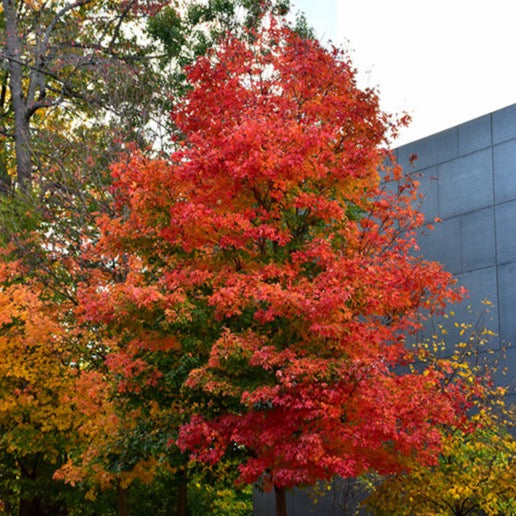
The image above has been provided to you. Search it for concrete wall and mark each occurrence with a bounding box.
[253,104,516,515]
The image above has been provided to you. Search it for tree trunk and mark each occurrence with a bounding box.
[19,498,45,516]
[0,156,12,194]
[3,0,32,192]
[18,456,45,516]
[176,466,188,516]
[116,483,128,516]
[274,485,287,516]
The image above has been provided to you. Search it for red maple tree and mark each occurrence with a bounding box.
[79,22,469,515]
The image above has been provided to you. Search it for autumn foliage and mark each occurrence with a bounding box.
[0,259,76,459]
[76,22,470,501]
[1,6,506,514]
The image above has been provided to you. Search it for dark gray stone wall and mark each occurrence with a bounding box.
[254,104,516,515]
[397,104,516,405]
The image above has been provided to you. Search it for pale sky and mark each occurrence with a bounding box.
[290,0,516,146]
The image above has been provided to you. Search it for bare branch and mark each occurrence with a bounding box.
[27,0,96,107]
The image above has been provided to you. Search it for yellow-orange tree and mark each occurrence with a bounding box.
[364,410,515,516]
[0,256,81,514]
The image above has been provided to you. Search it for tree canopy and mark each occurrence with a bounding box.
[0,4,511,515]
[78,21,476,514]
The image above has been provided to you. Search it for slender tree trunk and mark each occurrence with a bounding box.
[274,485,287,516]
[176,466,188,516]
[0,156,12,194]
[19,499,45,516]
[116,483,128,516]
[12,104,32,192]
[18,457,45,516]
[3,0,32,192]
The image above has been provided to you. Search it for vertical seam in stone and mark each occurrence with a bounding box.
[491,113,502,349]
[459,214,464,275]
[436,164,441,222]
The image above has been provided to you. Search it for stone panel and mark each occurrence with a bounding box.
[397,127,458,173]
[461,207,496,272]
[495,200,516,264]
[417,217,461,274]
[291,488,336,516]
[498,263,516,348]
[412,167,439,221]
[416,268,500,353]
[454,267,500,343]
[253,490,275,515]
[458,114,491,156]
[494,139,516,204]
[490,346,516,398]
[438,149,493,219]
[253,487,347,516]
[492,104,516,144]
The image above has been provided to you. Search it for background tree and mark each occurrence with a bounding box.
[0,0,292,193]
[0,0,299,302]
[0,256,83,515]
[0,0,159,190]
[364,414,515,516]
[0,0,298,289]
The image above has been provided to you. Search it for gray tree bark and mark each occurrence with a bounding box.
[3,0,32,191]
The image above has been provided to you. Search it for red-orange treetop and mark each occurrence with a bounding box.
[81,23,467,491]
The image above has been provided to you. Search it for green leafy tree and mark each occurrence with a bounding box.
[0,0,172,191]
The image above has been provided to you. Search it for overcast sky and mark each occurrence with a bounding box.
[290,0,516,146]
